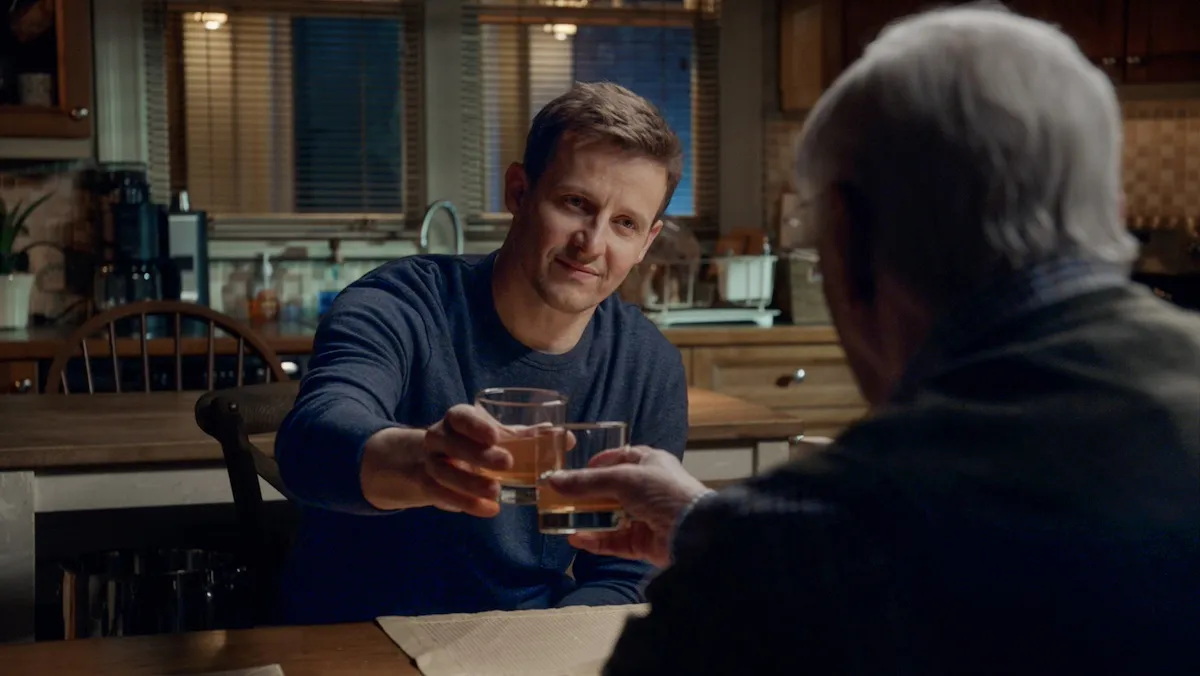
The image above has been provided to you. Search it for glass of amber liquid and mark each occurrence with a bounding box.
[475,387,567,505]
[537,422,628,534]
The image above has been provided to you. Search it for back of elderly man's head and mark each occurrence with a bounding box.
[796,4,1136,309]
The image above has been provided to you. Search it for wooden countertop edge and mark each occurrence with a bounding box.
[662,324,838,346]
[686,419,806,442]
[0,324,839,360]
[0,418,807,471]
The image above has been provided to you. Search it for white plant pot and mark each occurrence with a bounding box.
[0,273,35,330]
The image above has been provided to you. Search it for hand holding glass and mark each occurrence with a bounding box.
[474,387,567,505]
[537,422,628,534]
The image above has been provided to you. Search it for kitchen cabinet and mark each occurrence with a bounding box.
[778,0,843,112]
[0,0,94,138]
[0,360,37,393]
[1125,0,1200,84]
[690,343,867,438]
[1005,0,1126,77]
[779,0,1200,111]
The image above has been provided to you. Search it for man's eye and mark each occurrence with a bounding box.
[564,196,585,209]
[618,219,636,230]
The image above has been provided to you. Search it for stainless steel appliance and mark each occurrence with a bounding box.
[164,211,210,305]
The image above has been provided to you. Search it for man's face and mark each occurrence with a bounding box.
[504,140,667,314]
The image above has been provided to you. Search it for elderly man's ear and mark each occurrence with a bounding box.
[830,182,878,307]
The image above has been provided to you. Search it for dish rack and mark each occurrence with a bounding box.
[633,252,782,328]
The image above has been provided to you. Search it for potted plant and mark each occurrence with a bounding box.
[0,192,52,329]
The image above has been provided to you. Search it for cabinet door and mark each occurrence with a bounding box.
[0,361,38,394]
[840,0,934,67]
[1006,0,1126,79]
[692,344,867,437]
[0,0,94,138]
[1126,0,1200,84]
[779,0,843,112]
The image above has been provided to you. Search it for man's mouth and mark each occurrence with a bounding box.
[554,256,601,277]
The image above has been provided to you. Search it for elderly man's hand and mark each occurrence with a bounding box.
[546,446,712,568]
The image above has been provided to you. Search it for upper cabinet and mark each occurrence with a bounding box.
[1125,0,1200,84]
[781,0,1200,113]
[0,0,94,138]
[1004,1,1127,76]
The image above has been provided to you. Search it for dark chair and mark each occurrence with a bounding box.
[195,381,302,626]
[44,300,287,394]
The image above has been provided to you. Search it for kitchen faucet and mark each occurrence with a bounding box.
[418,200,465,255]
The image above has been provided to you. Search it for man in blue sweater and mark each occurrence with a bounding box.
[274,82,689,624]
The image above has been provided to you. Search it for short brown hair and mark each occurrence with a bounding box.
[523,82,683,218]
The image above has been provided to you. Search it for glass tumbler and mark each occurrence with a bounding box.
[536,422,628,534]
[474,387,567,505]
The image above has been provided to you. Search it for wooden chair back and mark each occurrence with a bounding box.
[195,382,302,626]
[44,300,288,394]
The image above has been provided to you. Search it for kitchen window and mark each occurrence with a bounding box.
[149,1,423,234]
[461,0,720,236]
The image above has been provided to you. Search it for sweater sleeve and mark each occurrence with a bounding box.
[276,280,429,514]
[558,342,690,607]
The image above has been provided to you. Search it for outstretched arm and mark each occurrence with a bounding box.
[276,280,428,514]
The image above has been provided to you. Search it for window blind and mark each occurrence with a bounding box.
[461,0,720,238]
[151,0,423,231]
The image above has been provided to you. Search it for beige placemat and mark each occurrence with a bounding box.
[377,604,649,676]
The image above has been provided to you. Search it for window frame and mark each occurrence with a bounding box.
[163,1,423,239]
[467,2,720,237]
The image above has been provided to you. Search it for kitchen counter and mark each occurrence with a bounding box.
[0,320,837,360]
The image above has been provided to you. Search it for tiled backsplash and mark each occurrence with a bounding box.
[1121,100,1200,222]
[762,98,1200,238]
[0,163,501,323]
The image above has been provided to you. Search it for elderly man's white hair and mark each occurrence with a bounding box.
[796,4,1137,308]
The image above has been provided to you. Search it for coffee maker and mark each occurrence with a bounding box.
[89,164,165,312]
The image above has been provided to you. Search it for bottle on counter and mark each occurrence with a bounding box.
[274,263,305,323]
[247,252,279,323]
[317,261,346,318]
[221,263,253,320]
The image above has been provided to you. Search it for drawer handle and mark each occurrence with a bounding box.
[776,368,807,387]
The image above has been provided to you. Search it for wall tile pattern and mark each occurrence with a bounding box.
[763,99,1200,237]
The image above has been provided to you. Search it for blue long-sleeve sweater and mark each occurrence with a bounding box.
[274,251,689,624]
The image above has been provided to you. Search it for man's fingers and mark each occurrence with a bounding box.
[546,464,637,498]
[419,473,500,518]
[444,404,502,446]
[430,414,512,472]
[426,455,502,502]
[568,522,665,566]
[588,447,648,468]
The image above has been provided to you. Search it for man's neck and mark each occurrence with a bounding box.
[491,247,594,355]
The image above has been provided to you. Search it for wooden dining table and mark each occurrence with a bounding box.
[0,386,805,645]
[0,386,801,470]
[1,622,416,676]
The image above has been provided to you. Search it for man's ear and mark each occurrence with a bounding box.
[504,162,529,216]
[832,182,877,305]
[638,220,665,263]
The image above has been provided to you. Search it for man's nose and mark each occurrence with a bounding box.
[571,221,607,258]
